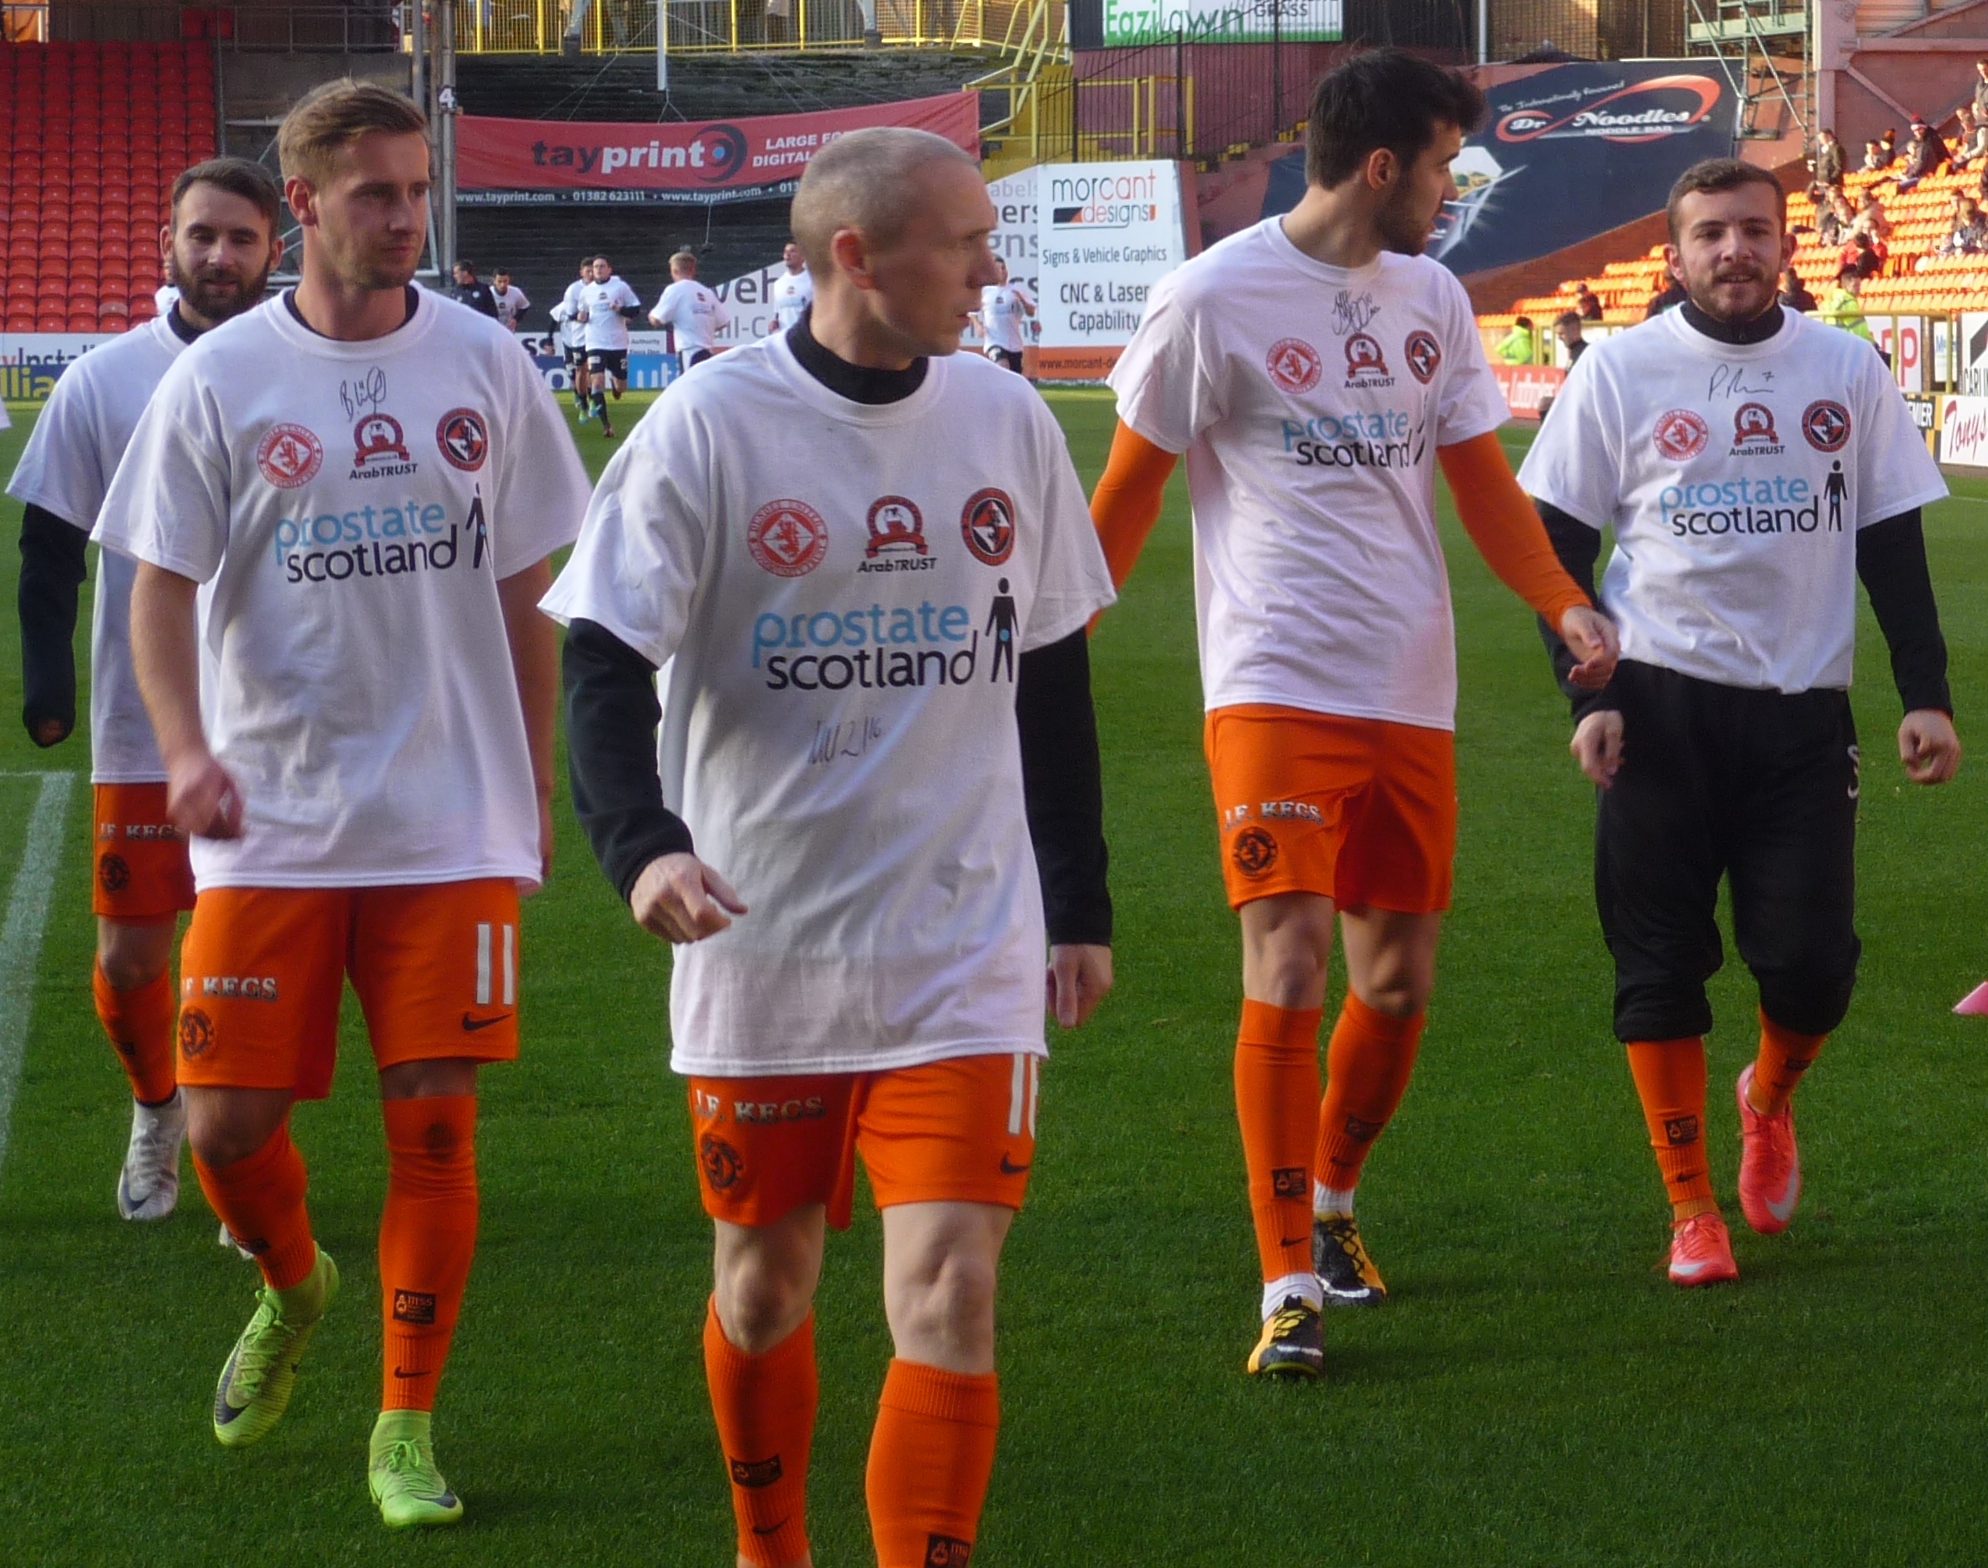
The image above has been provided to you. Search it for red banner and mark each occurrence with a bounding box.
[455,94,981,206]
[1493,363,1566,420]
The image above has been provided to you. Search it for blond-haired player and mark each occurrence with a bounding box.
[100,79,589,1527]
[547,126,1116,1568]
[11,158,283,1223]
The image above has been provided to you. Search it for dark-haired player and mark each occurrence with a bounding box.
[1522,159,1957,1286]
[9,157,284,1222]
[577,254,640,438]
[551,257,594,418]
[1092,48,1617,1376]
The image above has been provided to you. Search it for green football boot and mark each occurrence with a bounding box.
[370,1409,465,1529]
[212,1247,339,1448]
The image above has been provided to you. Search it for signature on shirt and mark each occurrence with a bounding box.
[1331,290,1381,338]
[808,715,885,767]
[1707,363,1775,401]
[340,366,389,421]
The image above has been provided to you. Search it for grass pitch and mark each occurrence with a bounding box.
[2,392,1986,1565]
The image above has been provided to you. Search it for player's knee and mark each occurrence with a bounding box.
[185,1093,289,1170]
[889,1250,998,1356]
[96,925,170,990]
[1757,962,1857,1038]
[1613,977,1713,1044]
[715,1245,818,1353]
[1352,967,1431,1019]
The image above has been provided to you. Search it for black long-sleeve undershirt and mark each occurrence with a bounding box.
[18,503,88,746]
[1534,500,1951,717]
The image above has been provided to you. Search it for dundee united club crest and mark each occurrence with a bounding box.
[1266,338,1322,394]
[1232,826,1278,878]
[960,488,1017,566]
[436,408,490,472]
[700,1133,744,1192]
[255,423,323,488]
[1802,399,1851,453]
[746,499,830,577]
[1653,408,1709,462]
[1404,330,1442,384]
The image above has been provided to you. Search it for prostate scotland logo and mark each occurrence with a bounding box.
[1266,338,1323,395]
[746,499,830,577]
[437,408,490,472]
[1653,408,1710,462]
[1802,399,1852,453]
[255,424,324,489]
[960,488,1017,566]
[1404,330,1443,385]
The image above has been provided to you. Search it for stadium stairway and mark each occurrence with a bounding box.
[2,41,218,335]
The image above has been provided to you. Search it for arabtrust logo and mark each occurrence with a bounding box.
[1730,401,1783,455]
[1343,333,1392,386]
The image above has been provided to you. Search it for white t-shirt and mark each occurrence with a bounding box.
[1519,307,1947,694]
[154,284,180,316]
[1109,219,1511,730]
[769,267,814,332]
[490,283,530,332]
[579,276,641,351]
[541,337,1116,1077]
[95,290,591,891]
[7,315,189,782]
[552,279,588,350]
[980,283,1034,353]
[649,279,730,354]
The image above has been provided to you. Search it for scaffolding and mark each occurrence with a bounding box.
[1686,0,1811,144]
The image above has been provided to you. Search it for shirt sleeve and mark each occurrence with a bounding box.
[1515,348,1623,529]
[490,345,592,576]
[1107,269,1220,456]
[5,366,107,529]
[1436,271,1515,446]
[1021,396,1118,651]
[1850,350,1947,528]
[539,395,712,670]
[93,357,233,582]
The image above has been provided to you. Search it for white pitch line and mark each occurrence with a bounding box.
[0,772,76,1186]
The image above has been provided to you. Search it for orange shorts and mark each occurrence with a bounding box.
[687,1052,1041,1230]
[1205,704,1457,914]
[175,880,523,1100]
[92,783,195,921]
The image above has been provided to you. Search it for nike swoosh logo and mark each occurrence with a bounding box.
[1671,1256,1719,1279]
[1767,1175,1801,1224]
[393,1367,422,1379]
[751,1520,790,1536]
[999,1156,1031,1175]
[461,1012,512,1032]
[1280,1237,1308,1248]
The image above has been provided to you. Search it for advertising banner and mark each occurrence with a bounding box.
[1872,315,1927,393]
[1493,363,1565,419]
[1100,0,1339,46]
[1429,63,1732,279]
[1036,160,1190,380]
[2,333,115,401]
[456,93,980,206]
[1903,391,1940,456]
[1938,394,1988,467]
[1958,311,1988,395]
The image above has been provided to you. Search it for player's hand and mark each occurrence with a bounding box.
[1046,943,1113,1029]
[1559,605,1621,690]
[533,794,556,892]
[1571,709,1626,790]
[26,712,71,748]
[630,851,747,943]
[1899,708,1961,784]
[166,749,245,839]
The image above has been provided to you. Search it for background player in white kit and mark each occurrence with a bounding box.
[10,157,284,1222]
[547,127,1116,1568]
[577,253,640,438]
[100,80,590,1528]
[550,256,593,418]
[972,255,1034,373]
[766,239,814,333]
[1523,159,1959,1286]
[489,267,529,334]
[648,248,731,370]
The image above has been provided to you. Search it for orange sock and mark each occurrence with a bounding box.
[378,1095,478,1413]
[92,962,177,1105]
[1235,1000,1324,1283]
[1625,1039,1718,1223]
[865,1360,999,1568]
[1313,993,1425,1200]
[1750,1009,1828,1117]
[704,1300,817,1568]
[193,1122,316,1290]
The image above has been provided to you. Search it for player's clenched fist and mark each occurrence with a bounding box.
[1571,709,1625,790]
[631,851,748,943]
[166,749,245,839]
[1559,605,1621,691]
[1899,709,1961,785]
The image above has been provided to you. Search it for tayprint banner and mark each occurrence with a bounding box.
[1425,63,1731,277]
[456,93,980,206]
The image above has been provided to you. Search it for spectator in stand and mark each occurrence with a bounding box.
[1809,126,1846,191]
[1936,193,1988,257]
[1645,277,1688,318]
[1850,191,1892,251]
[1862,139,1890,174]
[1574,281,1603,321]
[1974,58,1988,124]
[1780,265,1818,313]
[1896,115,1949,190]
[1816,190,1854,247]
[1821,265,1875,344]
[1881,126,1899,163]
[1495,315,1536,364]
[1954,105,1988,170]
[1553,311,1587,367]
[1841,231,1885,280]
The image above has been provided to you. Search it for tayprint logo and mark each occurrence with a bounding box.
[1404,330,1442,384]
[861,496,933,573]
[747,499,830,578]
[1343,333,1392,386]
[1664,1115,1701,1146]
[1653,408,1709,461]
[1266,337,1322,394]
[1232,826,1277,877]
[730,1456,782,1489]
[1729,402,1783,456]
[437,408,489,472]
[701,1133,744,1192]
[392,1289,438,1325]
[177,1007,214,1059]
[255,423,324,488]
[960,488,1017,566]
[1802,399,1851,453]
[352,413,418,478]
[1272,1167,1307,1198]
[924,1537,973,1567]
